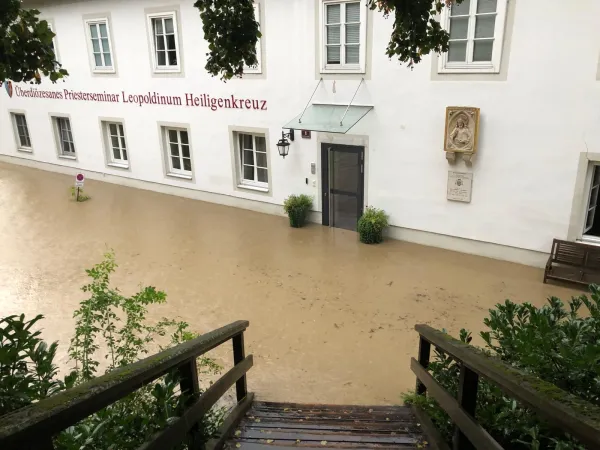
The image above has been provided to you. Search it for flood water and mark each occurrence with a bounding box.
[0,162,578,405]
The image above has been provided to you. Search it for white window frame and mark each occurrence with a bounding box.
[52,116,76,159]
[236,132,269,190]
[320,0,367,74]
[244,3,262,74]
[46,21,61,68]
[11,113,33,152]
[438,0,508,74]
[162,126,193,178]
[147,12,181,73]
[84,18,115,73]
[102,121,129,168]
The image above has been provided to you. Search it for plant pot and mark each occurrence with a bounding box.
[289,211,306,228]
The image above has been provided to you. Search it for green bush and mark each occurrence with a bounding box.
[283,194,313,228]
[357,206,389,244]
[403,290,600,450]
[0,252,224,450]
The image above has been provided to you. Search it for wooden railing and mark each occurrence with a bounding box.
[412,324,600,450]
[0,320,252,450]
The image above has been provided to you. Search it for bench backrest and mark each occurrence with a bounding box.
[551,239,600,268]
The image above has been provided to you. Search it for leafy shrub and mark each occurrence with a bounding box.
[283,194,313,228]
[0,252,224,450]
[357,206,389,244]
[403,291,600,449]
[0,314,76,416]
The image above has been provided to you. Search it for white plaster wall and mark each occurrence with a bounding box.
[2,0,600,257]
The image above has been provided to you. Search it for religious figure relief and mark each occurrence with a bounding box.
[444,107,480,163]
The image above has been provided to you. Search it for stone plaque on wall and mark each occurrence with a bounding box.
[447,171,473,203]
[444,106,480,164]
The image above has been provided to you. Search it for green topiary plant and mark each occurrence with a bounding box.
[357,206,389,244]
[283,194,313,228]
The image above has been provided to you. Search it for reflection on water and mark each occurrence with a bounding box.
[0,162,577,404]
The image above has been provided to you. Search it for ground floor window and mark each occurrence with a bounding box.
[52,116,76,158]
[102,121,128,167]
[11,113,32,151]
[237,132,269,189]
[162,126,192,177]
[584,165,600,238]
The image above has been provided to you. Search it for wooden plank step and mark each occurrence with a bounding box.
[253,402,404,414]
[240,422,417,432]
[236,430,419,444]
[226,441,419,450]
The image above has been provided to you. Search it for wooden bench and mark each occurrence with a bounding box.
[544,238,600,286]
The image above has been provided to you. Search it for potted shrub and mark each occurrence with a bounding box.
[283,194,313,228]
[357,206,389,244]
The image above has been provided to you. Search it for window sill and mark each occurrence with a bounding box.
[107,162,129,169]
[58,155,77,160]
[153,67,181,74]
[92,68,116,74]
[167,172,193,180]
[321,67,365,75]
[438,65,499,74]
[243,68,262,74]
[237,184,269,193]
[17,147,33,153]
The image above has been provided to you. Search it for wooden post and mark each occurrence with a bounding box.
[178,359,203,450]
[416,336,431,395]
[232,333,247,402]
[76,187,80,202]
[453,364,479,450]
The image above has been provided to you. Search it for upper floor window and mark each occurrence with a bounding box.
[237,132,269,190]
[52,116,76,159]
[438,0,508,74]
[147,12,180,73]
[321,1,366,74]
[46,21,61,68]
[85,19,115,73]
[244,2,262,74]
[11,113,32,152]
[162,126,192,178]
[101,121,129,168]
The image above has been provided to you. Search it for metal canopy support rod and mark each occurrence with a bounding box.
[340,78,365,126]
[298,78,323,124]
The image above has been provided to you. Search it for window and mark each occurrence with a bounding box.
[148,13,180,72]
[163,127,192,177]
[102,121,128,167]
[11,113,32,151]
[584,165,600,239]
[322,1,366,73]
[439,0,508,73]
[52,117,76,158]
[47,22,60,68]
[244,3,262,74]
[238,133,268,189]
[85,19,115,72]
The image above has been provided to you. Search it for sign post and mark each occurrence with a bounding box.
[74,173,85,201]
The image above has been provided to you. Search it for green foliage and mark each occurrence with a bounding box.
[283,194,313,228]
[406,292,600,449]
[0,314,76,416]
[366,0,461,68]
[70,186,91,202]
[193,0,261,80]
[0,0,68,83]
[0,252,224,450]
[357,206,389,244]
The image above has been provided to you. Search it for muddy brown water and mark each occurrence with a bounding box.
[0,162,579,405]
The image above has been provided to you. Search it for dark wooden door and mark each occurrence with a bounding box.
[321,144,364,231]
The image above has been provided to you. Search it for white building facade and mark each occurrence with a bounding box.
[2,0,600,267]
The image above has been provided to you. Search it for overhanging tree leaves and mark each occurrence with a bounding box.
[194,0,261,80]
[193,0,462,80]
[0,0,68,84]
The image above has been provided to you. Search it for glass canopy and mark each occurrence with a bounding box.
[283,104,373,134]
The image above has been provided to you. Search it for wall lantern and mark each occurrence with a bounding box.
[277,129,295,159]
